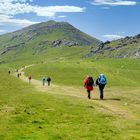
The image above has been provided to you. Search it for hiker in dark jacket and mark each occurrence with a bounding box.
[17,73,20,78]
[46,77,51,86]
[96,74,107,100]
[8,71,11,75]
[84,75,94,99]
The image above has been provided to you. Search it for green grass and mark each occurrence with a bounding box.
[25,59,140,87]
[0,21,140,139]
[0,58,140,139]
[0,67,123,140]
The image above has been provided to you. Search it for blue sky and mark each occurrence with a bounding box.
[0,0,139,41]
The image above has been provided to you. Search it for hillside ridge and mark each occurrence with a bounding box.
[85,34,140,58]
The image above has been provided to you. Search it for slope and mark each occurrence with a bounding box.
[0,20,100,65]
[86,34,140,59]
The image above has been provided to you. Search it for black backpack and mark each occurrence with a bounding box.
[47,77,51,81]
[87,77,94,86]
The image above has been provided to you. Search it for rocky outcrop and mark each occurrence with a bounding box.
[85,34,140,58]
[85,43,104,58]
[133,49,140,58]
[52,39,79,47]
[0,42,25,55]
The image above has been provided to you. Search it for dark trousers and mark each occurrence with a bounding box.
[87,90,91,99]
[99,85,105,99]
[47,81,50,86]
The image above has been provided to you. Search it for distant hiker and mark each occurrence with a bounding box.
[28,76,32,84]
[96,74,107,100]
[42,77,46,86]
[17,73,20,78]
[84,75,94,99]
[8,71,11,74]
[46,77,51,86]
[16,69,18,72]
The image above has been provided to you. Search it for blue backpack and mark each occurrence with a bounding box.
[99,75,107,85]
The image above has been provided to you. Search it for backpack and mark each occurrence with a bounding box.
[29,76,32,80]
[42,78,46,81]
[47,77,51,81]
[87,77,94,86]
[99,75,106,85]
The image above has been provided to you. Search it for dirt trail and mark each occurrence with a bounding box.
[13,64,136,119]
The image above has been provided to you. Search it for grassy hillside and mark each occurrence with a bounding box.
[0,58,139,139]
[0,20,140,140]
[25,59,140,87]
[0,21,140,64]
[0,21,100,65]
[1,66,137,140]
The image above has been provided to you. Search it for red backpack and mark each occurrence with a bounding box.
[29,76,32,80]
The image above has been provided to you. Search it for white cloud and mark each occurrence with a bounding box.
[0,15,38,27]
[102,34,124,40]
[0,0,85,28]
[0,29,6,33]
[0,0,85,17]
[33,6,85,17]
[117,31,125,34]
[58,15,67,18]
[91,0,137,6]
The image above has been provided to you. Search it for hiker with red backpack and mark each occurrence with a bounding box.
[28,76,32,84]
[96,74,107,100]
[84,75,94,99]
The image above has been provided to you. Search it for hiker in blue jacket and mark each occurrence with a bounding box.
[42,77,46,86]
[96,74,107,100]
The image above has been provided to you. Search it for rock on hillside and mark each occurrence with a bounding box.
[85,34,140,59]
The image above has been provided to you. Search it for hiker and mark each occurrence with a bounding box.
[96,74,107,100]
[42,77,46,86]
[46,77,51,86]
[28,76,32,84]
[84,75,94,99]
[8,71,11,74]
[17,73,20,78]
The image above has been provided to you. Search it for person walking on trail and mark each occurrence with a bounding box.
[17,73,20,78]
[46,77,51,86]
[28,76,32,84]
[96,74,107,100]
[84,75,94,99]
[42,77,46,86]
[8,71,11,75]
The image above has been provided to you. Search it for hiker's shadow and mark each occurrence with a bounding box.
[92,98,121,101]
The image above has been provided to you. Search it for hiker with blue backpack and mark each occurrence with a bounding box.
[84,75,94,99]
[96,74,107,100]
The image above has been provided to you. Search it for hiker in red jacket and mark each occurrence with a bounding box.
[84,75,94,99]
